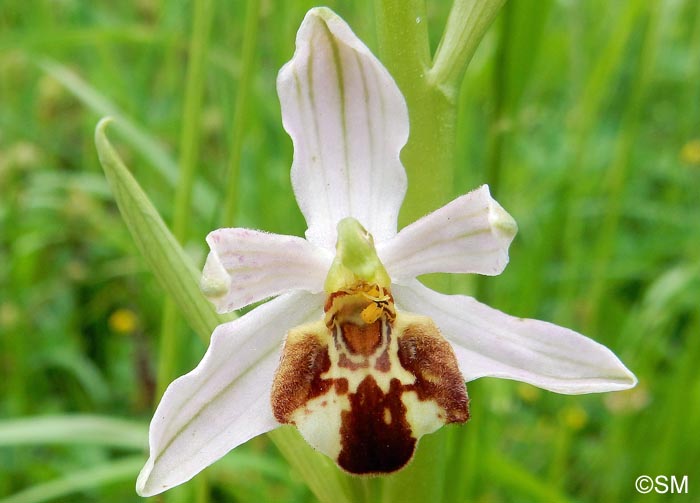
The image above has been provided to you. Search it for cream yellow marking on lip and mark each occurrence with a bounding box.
[324,312,414,394]
[401,390,444,437]
[291,389,350,461]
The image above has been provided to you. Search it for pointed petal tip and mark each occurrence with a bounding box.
[135,455,193,497]
[135,457,159,497]
[298,7,354,42]
[602,362,638,392]
[200,251,231,302]
[303,6,337,24]
[477,185,517,241]
[95,116,114,137]
[279,7,346,84]
[488,198,518,240]
[541,339,639,395]
[94,117,116,164]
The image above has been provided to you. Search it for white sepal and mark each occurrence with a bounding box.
[394,282,637,394]
[278,7,408,250]
[136,291,324,496]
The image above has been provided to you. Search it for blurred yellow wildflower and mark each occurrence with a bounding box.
[561,405,588,431]
[109,308,139,334]
[604,383,650,413]
[517,382,541,403]
[680,139,700,166]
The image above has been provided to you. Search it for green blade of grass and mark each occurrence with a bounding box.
[41,59,215,219]
[484,0,553,194]
[221,0,260,227]
[158,0,214,403]
[0,456,144,503]
[0,415,146,450]
[485,449,572,503]
[94,118,228,343]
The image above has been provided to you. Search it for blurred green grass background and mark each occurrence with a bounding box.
[1,0,699,502]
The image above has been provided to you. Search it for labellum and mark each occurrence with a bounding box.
[271,218,469,474]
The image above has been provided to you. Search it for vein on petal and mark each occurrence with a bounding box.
[150,294,323,468]
[319,21,352,220]
[355,50,375,230]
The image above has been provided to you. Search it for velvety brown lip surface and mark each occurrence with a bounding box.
[272,331,346,422]
[338,375,416,473]
[341,320,382,355]
[397,322,470,424]
[272,284,469,476]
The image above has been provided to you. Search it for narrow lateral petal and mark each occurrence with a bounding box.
[136,291,324,497]
[393,282,637,394]
[201,228,331,313]
[278,7,408,250]
[379,185,517,281]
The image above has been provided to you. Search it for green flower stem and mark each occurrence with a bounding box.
[375,1,505,501]
[158,0,214,399]
[376,0,506,227]
[375,0,452,228]
[268,428,360,503]
[431,0,507,92]
[376,0,505,291]
[374,5,446,499]
[221,0,260,227]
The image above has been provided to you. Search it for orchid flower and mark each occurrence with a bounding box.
[136,7,636,497]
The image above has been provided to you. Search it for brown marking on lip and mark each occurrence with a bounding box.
[374,348,390,372]
[324,290,346,313]
[273,286,467,476]
[337,375,416,474]
[334,379,349,395]
[335,317,469,475]
[341,320,382,355]
[271,324,333,423]
[397,318,470,424]
[338,353,367,370]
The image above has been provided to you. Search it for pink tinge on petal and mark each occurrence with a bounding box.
[202,228,331,313]
[278,7,408,250]
[393,282,637,395]
[379,185,518,280]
